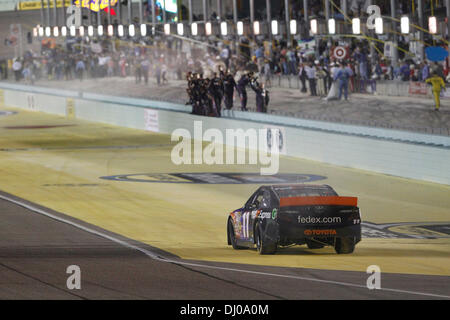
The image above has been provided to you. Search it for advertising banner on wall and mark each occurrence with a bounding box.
[145,109,159,132]
[18,0,71,10]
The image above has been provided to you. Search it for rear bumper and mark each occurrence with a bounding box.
[279,224,361,241]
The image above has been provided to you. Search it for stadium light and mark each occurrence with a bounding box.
[61,26,67,37]
[164,23,170,35]
[129,24,135,37]
[328,18,336,34]
[237,21,244,35]
[220,21,227,36]
[352,18,361,34]
[108,24,114,36]
[271,20,278,35]
[375,17,383,34]
[429,16,437,34]
[79,26,85,37]
[290,20,297,35]
[140,24,147,36]
[53,26,59,37]
[118,25,124,37]
[70,25,76,36]
[177,23,184,36]
[97,25,103,36]
[191,22,198,36]
[253,21,260,35]
[205,22,212,35]
[88,25,94,36]
[310,19,318,34]
[45,26,51,37]
[401,16,410,34]
[38,26,44,37]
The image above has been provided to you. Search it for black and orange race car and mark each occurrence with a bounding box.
[227,184,361,254]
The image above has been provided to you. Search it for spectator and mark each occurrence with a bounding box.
[421,61,430,81]
[298,63,307,93]
[334,62,352,101]
[400,61,410,81]
[263,59,272,88]
[12,58,22,81]
[316,65,327,97]
[141,57,150,84]
[426,72,446,111]
[75,58,85,81]
[134,58,142,84]
[305,62,317,96]
[326,62,339,101]
[22,62,33,84]
[161,63,168,85]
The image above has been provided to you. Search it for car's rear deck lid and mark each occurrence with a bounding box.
[279,196,358,207]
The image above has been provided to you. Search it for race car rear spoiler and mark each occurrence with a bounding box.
[279,196,358,207]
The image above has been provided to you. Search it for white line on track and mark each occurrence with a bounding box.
[1,193,449,300]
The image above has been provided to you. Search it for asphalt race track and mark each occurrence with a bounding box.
[0,105,449,299]
[1,192,449,300]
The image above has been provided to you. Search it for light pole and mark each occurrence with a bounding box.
[188,0,193,24]
[40,0,45,27]
[117,0,121,24]
[303,0,308,36]
[46,0,50,27]
[151,0,156,32]
[446,0,450,58]
[203,0,208,22]
[250,0,255,46]
[417,0,424,60]
[127,0,132,25]
[342,0,347,34]
[163,0,167,23]
[266,0,272,41]
[285,0,290,46]
[390,0,399,66]
[52,0,57,26]
[107,0,111,25]
[217,0,222,21]
[139,0,143,24]
[368,0,376,66]
[249,0,254,25]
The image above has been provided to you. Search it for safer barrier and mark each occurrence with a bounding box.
[1,82,449,185]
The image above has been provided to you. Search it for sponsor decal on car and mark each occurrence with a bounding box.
[259,212,272,219]
[271,208,277,220]
[304,229,337,236]
[298,216,343,224]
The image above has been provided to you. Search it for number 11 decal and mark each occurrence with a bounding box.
[242,212,250,239]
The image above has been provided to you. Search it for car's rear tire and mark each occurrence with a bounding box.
[334,237,355,254]
[228,219,245,250]
[255,223,277,255]
[306,239,324,249]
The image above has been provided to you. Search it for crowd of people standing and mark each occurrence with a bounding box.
[5,34,449,112]
[186,69,269,117]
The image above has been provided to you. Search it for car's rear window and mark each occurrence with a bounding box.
[274,186,337,198]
